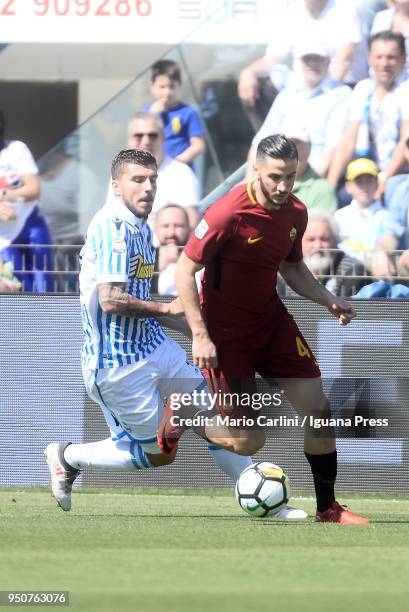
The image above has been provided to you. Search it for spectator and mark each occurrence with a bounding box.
[238,0,366,129]
[334,158,401,276]
[352,277,409,297]
[0,109,53,292]
[289,128,338,212]
[399,246,409,270]
[278,209,367,297]
[248,43,351,178]
[355,0,388,37]
[106,112,200,232]
[371,0,409,71]
[153,204,191,295]
[328,31,409,196]
[144,59,206,168]
[382,135,409,249]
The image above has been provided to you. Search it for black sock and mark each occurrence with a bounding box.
[305,450,337,512]
[60,443,79,473]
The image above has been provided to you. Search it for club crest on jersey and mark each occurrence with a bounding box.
[195,218,209,240]
[171,116,182,134]
[289,227,297,241]
[130,254,154,279]
[112,219,123,231]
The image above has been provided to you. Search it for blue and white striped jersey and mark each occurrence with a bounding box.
[79,200,166,369]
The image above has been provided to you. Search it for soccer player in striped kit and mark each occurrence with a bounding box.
[44,148,305,518]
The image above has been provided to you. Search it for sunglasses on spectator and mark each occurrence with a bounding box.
[131,132,160,140]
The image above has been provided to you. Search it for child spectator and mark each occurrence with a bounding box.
[335,158,401,276]
[145,59,206,167]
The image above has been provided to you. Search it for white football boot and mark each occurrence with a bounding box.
[44,443,80,511]
[273,505,308,520]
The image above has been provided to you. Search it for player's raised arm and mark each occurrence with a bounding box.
[175,251,217,369]
[279,259,356,325]
[98,281,183,318]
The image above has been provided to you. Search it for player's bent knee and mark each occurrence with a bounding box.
[229,433,265,456]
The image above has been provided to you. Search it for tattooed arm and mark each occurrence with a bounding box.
[98,282,184,318]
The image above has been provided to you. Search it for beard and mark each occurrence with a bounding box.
[304,252,334,275]
[259,176,288,207]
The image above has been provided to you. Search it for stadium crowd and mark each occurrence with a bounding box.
[1,0,409,297]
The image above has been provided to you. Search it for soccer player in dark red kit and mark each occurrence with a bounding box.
[166,134,368,524]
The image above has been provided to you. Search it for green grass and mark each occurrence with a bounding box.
[1,489,409,612]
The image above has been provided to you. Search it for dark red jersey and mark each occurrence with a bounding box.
[184,181,308,339]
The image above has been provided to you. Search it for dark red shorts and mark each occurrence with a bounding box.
[204,309,320,419]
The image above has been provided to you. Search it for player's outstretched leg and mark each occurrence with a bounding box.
[44,442,80,511]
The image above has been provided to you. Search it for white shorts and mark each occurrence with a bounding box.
[82,336,205,454]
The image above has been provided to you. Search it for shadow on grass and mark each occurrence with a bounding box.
[72,514,314,523]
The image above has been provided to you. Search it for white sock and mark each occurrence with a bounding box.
[207,444,252,482]
[64,438,152,470]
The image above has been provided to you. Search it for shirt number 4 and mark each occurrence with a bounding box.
[296,337,311,359]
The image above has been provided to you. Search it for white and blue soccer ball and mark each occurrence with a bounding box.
[235,462,291,517]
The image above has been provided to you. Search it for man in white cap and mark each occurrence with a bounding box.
[247,42,351,178]
[238,0,365,128]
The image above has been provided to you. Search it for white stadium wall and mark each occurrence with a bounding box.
[1,295,409,493]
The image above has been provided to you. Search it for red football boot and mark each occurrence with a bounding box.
[316,500,369,524]
[157,397,190,456]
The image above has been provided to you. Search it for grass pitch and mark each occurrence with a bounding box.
[1,489,409,612]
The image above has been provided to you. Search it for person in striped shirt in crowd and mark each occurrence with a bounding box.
[44,148,306,519]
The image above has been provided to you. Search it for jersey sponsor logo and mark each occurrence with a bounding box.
[113,238,126,254]
[247,236,263,245]
[130,254,155,279]
[195,218,209,239]
[290,227,297,241]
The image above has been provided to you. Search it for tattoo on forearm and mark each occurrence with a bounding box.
[98,283,164,317]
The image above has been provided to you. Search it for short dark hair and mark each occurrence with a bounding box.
[111,149,157,180]
[256,134,298,163]
[151,59,181,84]
[369,31,406,56]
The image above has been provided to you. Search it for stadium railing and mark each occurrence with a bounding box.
[3,244,408,296]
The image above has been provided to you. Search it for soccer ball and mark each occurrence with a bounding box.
[235,462,290,517]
